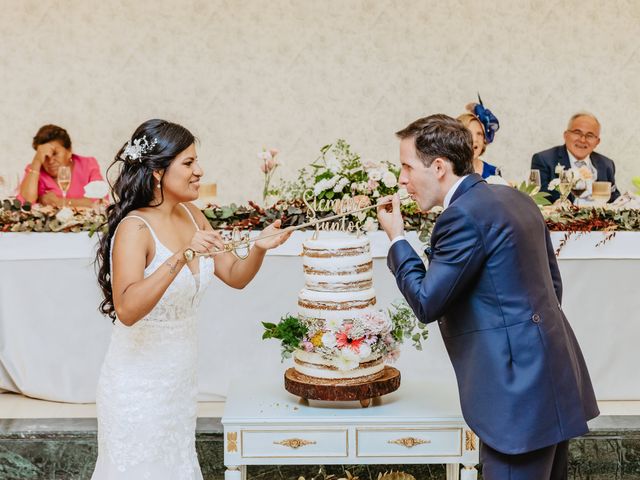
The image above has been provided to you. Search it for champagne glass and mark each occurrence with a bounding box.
[557,170,572,205]
[528,169,541,188]
[57,166,71,207]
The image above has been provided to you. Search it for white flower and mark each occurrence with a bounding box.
[333,177,350,193]
[372,190,380,198]
[357,342,372,359]
[55,207,74,223]
[83,180,109,199]
[325,318,343,332]
[382,171,398,188]
[548,178,561,190]
[333,350,359,371]
[555,164,565,175]
[363,217,378,232]
[313,176,339,195]
[357,182,370,193]
[325,152,340,173]
[368,170,382,181]
[485,175,510,186]
[321,332,337,349]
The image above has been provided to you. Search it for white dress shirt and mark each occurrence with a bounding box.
[390,175,469,247]
[566,148,596,176]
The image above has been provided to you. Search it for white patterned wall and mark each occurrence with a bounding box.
[1,0,638,203]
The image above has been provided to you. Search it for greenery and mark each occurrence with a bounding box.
[262,315,309,360]
[514,181,552,206]
[1,199,106,234]
[388,300,428,350]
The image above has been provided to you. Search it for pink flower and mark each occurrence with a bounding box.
[384,349,401,363]
[302,341,314,352]
[360,310,393,335]
[261,158,277,173]
[367,179,379,191]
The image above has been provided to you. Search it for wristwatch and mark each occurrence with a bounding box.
[183,248,196,262]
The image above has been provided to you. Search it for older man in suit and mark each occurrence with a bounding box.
[532,112,619,203]
[377,114,599,479]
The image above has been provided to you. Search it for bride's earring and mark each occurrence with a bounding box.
[157,183,161,189]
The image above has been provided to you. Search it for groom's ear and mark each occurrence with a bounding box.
[431,158,449,178]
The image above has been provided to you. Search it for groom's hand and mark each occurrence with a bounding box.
[377,194,404,241]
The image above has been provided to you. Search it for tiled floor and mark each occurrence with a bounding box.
[1,392,638,419]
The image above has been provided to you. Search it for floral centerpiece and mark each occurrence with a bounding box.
[278,139,404,232]
[262,300,427,368]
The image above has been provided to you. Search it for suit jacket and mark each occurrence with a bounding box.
[531,145,620,203]
[388,174,599,454]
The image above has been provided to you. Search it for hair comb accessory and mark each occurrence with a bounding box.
[467,93,499,144]
[120,135,158,163]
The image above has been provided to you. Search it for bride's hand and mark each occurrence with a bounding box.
[254,219,292,251]
[186,230,225,257]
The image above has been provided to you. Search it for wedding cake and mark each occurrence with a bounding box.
[293,235,392,383]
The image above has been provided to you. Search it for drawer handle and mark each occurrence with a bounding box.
[388,437,430,448]
[274,438,317,449]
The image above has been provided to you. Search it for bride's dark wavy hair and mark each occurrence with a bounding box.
[96,119,196,320]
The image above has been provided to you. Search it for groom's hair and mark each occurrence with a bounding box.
[396,114,474,176]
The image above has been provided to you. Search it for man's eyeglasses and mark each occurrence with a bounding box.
[566,129,599,141]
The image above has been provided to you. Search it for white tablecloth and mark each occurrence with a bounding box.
[1,230,638,402]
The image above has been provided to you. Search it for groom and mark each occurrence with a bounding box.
[377,114,599,479]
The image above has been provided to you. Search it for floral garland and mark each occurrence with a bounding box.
[2,139,639,235]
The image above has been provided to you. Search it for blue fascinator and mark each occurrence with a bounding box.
[468,94,499,144]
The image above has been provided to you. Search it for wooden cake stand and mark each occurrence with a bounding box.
[284,366,400,408]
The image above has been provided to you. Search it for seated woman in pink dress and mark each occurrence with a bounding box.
[17,124,105,207]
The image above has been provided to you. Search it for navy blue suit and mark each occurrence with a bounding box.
[531,145,620,203]
[388,174,599,457]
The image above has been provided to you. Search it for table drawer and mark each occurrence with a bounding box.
[356,428,462,457]
[241,429,348,458]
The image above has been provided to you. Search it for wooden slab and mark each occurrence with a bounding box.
[284,366,400,407]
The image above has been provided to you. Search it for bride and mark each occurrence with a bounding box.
[93,119,290,479]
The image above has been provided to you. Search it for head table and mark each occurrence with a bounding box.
[0,230,637,403]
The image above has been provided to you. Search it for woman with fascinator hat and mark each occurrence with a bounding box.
[457,96,501,178]
[93,119,291,479]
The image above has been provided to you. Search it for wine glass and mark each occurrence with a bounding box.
[528,169,541,188]
[571,178,587,205]
[557,170,572,205]
[57,166,71,207]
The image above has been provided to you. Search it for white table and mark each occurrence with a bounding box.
[222,379,479,480]
[0,230,639,402]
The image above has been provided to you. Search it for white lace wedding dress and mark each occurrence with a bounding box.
[92,206,214,479]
